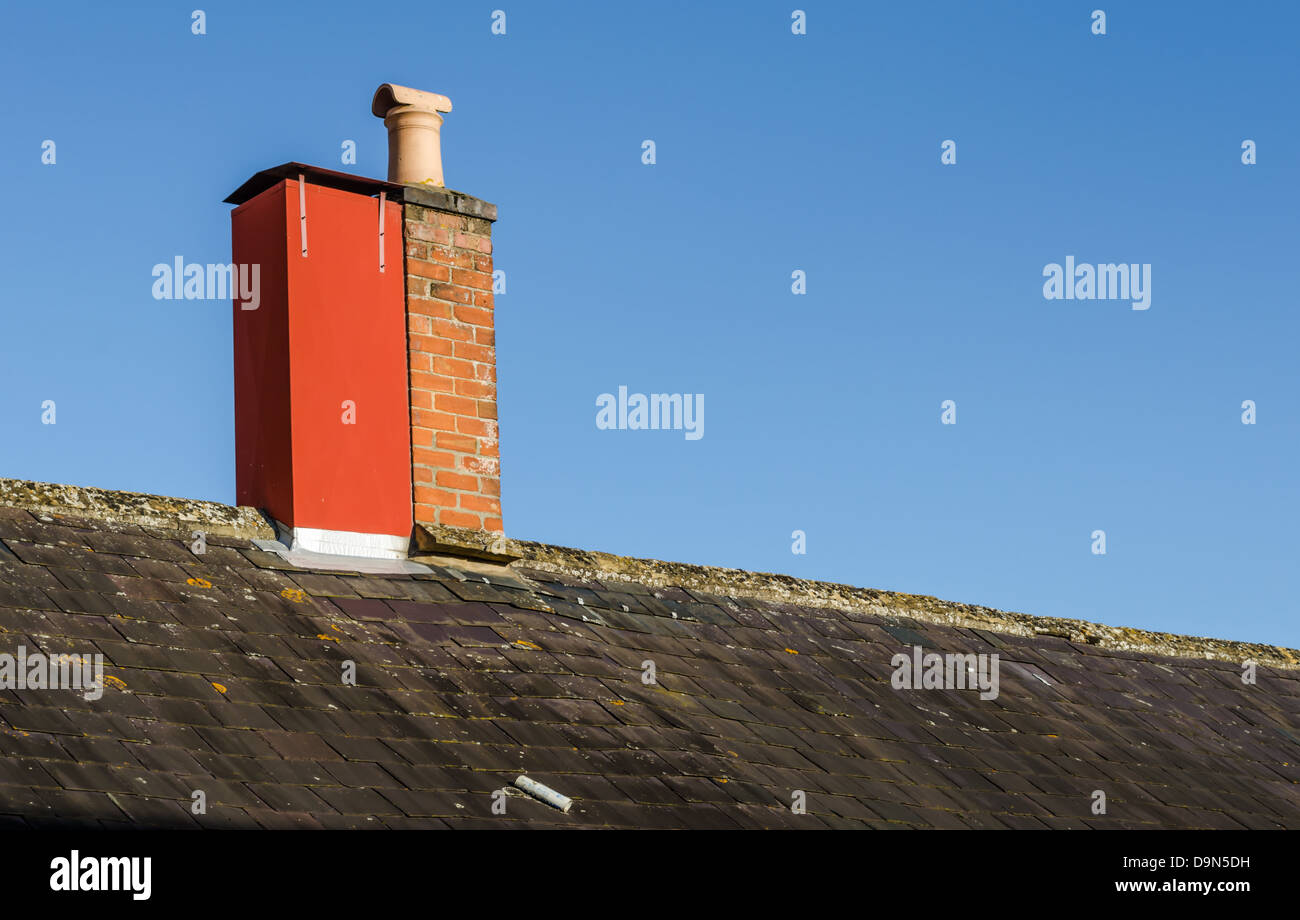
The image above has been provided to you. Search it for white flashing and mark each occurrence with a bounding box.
[288,525,409,560]
[258,519,432,574]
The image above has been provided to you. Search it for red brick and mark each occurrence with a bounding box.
[440,510,482,529]
[409,260,451,282]
[411,372,455,394]
[413,211,465,231]
[460,494,501,514]
[453,305,493,327]
[431,356,475,379]
[409,389,434,410]
[435,431,478,453]
[412,409,457,432]
[455,232,492,254]
[405,222,454,244]
[453,378,495,399]
[434,393,478,416]
[461,456,499,476]
[408,296,452,319]
[452,341,495,363]
[411,334,454,357]
[429,284,472,304]
[429,318,473,341]
[451,268,492,291]
[456,417,496,438]
[435,470,478,491]
[413,448,456,469]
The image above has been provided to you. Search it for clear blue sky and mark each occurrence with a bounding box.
[1,2,1296,647]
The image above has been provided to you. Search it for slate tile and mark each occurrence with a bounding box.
[321,760,400,788]
[0,581,56,611]
[287,573,358,597]
[0,757,58,787]
[247,784,334,814]
[312,784,402,816]
[193,726,278,758]
[0,560,63,590]
[244,808,326,828]
[375,787,446,816]
[57,736,137,766]
[124,743,207,775]
[105,793,197,827]
[1,705,82,735]
[104,574,182,602]
[262,730,344,761]
[330,596,396,621]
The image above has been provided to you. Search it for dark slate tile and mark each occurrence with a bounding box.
[0,581,56,611]
[247,784,334,814]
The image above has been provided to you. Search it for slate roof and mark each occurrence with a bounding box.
[1,484,1299,829]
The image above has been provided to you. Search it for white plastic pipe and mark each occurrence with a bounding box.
[513,775,573,814]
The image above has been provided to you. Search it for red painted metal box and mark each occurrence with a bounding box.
[230,168,410,542]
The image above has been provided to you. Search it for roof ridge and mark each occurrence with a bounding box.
[3,476,1296,670]
[513,542,1300,671]
[0,477,273,540]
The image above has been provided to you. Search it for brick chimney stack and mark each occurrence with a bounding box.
[400,187,501,537]
[225,85,503,561]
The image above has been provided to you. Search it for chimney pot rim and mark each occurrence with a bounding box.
[372,83,452,118]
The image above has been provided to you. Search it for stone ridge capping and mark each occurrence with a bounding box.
[511,541,1300,673]
[2,476,1296,671]
[0,478,274,541]
[397,185,498,223]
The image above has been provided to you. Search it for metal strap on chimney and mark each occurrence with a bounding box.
[378,191,386,272]
[298,173,308,257]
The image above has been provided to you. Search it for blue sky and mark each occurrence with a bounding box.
[1,2,1296,647]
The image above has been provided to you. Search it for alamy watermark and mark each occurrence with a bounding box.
[50,850,150,900]
[0,646,104,700]
[891,645,1000,700]
[1042,256,1150,310]
[596,386,704,440]
[152,257,260,310]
